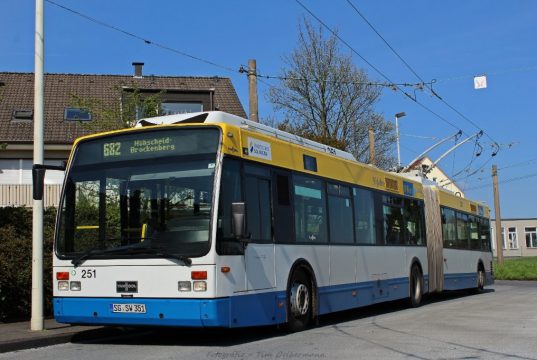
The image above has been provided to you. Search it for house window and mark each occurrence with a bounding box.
[501,227,506,249]
[525,227,537,248]
[508,227,518,249]
[161,102,203,115]
[12,109,33,121]
[64,108,92,121]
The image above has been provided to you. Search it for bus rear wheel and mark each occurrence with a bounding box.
[287,270,313,332]
[473,264,485,293]
[409,265,423,307]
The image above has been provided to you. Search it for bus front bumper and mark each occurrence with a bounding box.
[54,297,231,327]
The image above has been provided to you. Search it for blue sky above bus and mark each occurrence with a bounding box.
[2,1,536,218]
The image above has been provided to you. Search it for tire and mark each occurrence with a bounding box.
[287,269,313,332]
[476,266,485,292]
[470,264,486,294]
[409,264,423,307]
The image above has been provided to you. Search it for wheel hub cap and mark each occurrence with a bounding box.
[290,282,309,316]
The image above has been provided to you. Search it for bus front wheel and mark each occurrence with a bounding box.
[409,264,423,307]
[287,269,312,332]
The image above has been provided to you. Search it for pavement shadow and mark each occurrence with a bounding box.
[71,288,495,347]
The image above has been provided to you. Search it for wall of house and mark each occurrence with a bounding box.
[491,219,537,258]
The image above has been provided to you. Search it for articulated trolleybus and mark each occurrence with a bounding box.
[48,111,493,331]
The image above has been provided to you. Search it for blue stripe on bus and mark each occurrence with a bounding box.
[54,272,491,328]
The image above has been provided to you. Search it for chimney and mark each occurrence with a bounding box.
[132,62,144,78]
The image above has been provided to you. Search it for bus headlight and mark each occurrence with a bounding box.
[70,281,81,291]
[193,281,207,292]
[178,281,192,292]
[58,281,69,291]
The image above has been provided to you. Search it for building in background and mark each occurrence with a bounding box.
[491,218,537,258]
[0,63,245,207]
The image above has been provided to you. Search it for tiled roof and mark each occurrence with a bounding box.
[0,72,246,144]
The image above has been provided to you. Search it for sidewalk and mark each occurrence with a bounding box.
[0,319,105,353]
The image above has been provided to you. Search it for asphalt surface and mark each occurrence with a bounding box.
[1,281,536,359]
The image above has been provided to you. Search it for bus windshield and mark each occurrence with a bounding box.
[56,128,220,260]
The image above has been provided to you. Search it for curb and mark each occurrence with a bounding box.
[0,326,134,354]
[0,332,76,354]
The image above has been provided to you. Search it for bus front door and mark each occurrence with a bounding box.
[244,174,276,291]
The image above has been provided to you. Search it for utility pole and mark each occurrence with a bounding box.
[31,0,45,331]
[492,164,504,265]
[368,126,375,166]
[248,59,258,122]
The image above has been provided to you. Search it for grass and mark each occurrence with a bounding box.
[494,256,537,280]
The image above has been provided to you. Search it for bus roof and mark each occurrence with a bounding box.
[136,111,358,162]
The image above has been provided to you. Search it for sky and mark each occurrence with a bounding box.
[1,0,536,218]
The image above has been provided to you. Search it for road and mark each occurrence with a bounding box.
[2,281,536,360]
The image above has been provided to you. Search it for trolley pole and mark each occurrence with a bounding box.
[248,59,258,122]
[492,164,504,265]
[368,126,375,166]
[31,0,45,331]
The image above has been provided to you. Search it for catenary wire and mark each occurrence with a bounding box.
[344,0,501,149]
[45,0,238,74]
[295,0,463,133]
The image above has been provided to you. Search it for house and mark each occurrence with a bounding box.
[0,63,246,206]
[490,218,537,258]
[404,156,465,197]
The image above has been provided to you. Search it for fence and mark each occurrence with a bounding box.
[0,184,61,208]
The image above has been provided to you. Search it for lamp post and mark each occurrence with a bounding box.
[395,112,406,169]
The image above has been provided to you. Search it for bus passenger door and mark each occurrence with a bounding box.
[244,170,275,291]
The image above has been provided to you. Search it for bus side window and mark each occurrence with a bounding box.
[403,199,425,246]
[441,207,457,248]
[353,187,376,245]
[293,175,327,244]
[327,183,353,244]
[479,218,491,251]
[469,215,480,250]
[382,195,404,245]
[456,212,470,249]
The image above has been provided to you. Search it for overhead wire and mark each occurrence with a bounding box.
[499,157,537,171]
[437,65,537,83]
[465,171,537,191]
[344,0,501,151]
[250,71,433,89]
[45,0,239,74]
[294,0,463,133]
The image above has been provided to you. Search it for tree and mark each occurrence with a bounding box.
[69,87,162,132]
[268,20,397,169]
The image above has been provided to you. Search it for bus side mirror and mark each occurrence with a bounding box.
[231,202,249,241]
[32,163,66,200]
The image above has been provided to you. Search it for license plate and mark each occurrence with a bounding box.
[111,303,146,313]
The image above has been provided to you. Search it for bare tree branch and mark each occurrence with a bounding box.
[267,19,397,169]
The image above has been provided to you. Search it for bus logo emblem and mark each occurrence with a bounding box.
[116,281,138,293]
[247,138,272,161]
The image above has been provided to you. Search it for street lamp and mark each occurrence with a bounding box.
[395,112,406,169]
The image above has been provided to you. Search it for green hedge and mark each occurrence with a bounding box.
[0,206,56,322]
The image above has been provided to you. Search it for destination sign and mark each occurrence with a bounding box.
[73,129,219,166]
[102,136,176,159]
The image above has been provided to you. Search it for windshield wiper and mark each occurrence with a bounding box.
[71,245,192,267]
[71,247,126,268]
[124,246,192,266]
